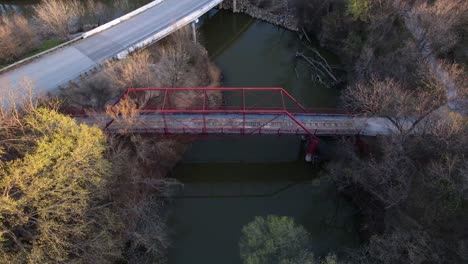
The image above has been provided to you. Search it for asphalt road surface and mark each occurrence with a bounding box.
[0,0,219,97]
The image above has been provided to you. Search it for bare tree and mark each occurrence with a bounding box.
[352,229,445,264]
[34,0,84,40]
[106,135,187,263]
[342,70,446,134]
[438,61,468,100]
[0,14,38,64]
[105,97,141,134]
[410,0,468,55]
[329,137,416,209]
[83,0,110,27]
[103,51,157,90]
[156,28,194,88]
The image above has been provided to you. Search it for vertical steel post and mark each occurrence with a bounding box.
[161,89,169,134]
[281,90,286,111]
[242,89,246,134]
[202,90,207,134]
[282,89,307,112]
[233,0,237,12]
[191,21,197,43]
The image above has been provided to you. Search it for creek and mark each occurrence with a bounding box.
[0,3,360,262]
[167,10,359,264]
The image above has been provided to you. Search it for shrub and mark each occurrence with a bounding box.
[0,108,122,263]
[346,0,371,21]
[0,14,37,64]
[35,0,84,40]
[239,215,314,264]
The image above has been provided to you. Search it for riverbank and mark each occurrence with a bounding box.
[219,0,298,31]
[59,27,221,109]
[1,3,363,263]
[57,26,222,263]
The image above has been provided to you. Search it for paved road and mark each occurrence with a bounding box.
[0,0,220,96]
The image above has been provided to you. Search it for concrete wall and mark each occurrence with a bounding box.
[115,0,224,59]
[82,0,166,39]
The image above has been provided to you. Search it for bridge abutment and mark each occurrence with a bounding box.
[191,21,197,43]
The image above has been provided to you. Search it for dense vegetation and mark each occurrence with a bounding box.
[0,105,120,263]
[0,0,467,263]
[0,94,187,263]
[60,27,220,110]
[303,0,467,263]
[239,215,337,264]
[231,0,468,263]
[1,5,221,261]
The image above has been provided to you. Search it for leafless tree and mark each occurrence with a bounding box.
[329,137,416,209]
[83,0,110,27]
[103,51,158,90]
[0,14,38,64]
[351,229,445,264]
[106,135,187,263]
[438,61,468,100]
[35,0,84,40]
[342,67,446,134]
[409,0,468,55]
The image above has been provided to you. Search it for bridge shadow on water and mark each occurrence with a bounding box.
[167,135,361,264]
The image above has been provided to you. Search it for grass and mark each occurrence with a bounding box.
[25,38,63,58]
[1,38,63,70]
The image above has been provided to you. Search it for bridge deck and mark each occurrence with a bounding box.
[74,88,396,137]
[105,113,359,135]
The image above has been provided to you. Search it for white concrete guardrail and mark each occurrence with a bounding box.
[115,0,224,59]
[0,0,166,74]
[0,36,81,74]
[82,0,165,39]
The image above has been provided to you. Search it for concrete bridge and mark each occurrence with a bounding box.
[0,0,223,95]
[75,88,397,137]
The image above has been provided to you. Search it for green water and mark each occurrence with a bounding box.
[168,10,357,264]
[200,10,340,108]
[1,3,357,262]
[168,163,359,263]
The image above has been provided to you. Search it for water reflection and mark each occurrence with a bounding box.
[168,163,360,264]
[200,10,341,108]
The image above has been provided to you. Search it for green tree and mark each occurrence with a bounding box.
[0,108,121,263]
[239,215,314,264]
[346,0,371,21]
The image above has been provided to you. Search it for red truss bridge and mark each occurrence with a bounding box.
[94,87,360,137]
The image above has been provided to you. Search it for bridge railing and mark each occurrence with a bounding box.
[114,87,351,115]
[96,88,355,137]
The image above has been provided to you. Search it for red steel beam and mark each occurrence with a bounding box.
[284,112,318,140]
[119,88,348,114]
[106,88,350,137]
[242,89,246,134]
[126,87,285,92]
[246,114,283,134]
[246,89,280,111]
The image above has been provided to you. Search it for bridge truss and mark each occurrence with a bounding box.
[104,88,356,137]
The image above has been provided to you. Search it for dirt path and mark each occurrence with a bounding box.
[403,10,467,113]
